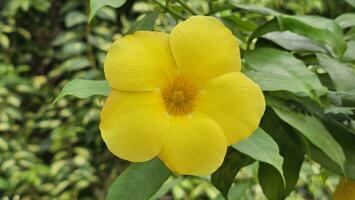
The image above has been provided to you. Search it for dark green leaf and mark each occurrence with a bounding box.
[267,97,346,172]
[107,158,171,200]
[54,79,111,103]
[244,48,328,99]
[317,54,355,92]
[260,109,304,200]
[89,0,126,22]
[232,128,285,182]
[127,11,159,34]
[211,148,254,199]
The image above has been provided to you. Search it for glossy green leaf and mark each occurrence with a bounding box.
[211,148,254,199]
[335,13,355,29]
[262,31,328,53]
[267,97,346,172]
[232,128,285,183]
[127,11,159,34]
[106,158,171,200]
[248,15,346,56]
[89,0,126,22]
[244,48,328,99]
[54,79,111,103]
[317,54,355,92]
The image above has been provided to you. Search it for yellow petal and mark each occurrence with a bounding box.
[100,90,169,162]
[159,115,227,176]
[104,31,177,91]
[333,178,355,200]
[170,16,240,86]
[196,72,265,145]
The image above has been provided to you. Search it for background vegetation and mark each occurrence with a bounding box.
[1,0,354,199]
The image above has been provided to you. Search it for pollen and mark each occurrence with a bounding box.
[161,76,198,116]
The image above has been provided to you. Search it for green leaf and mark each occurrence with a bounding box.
[259,109,304,200]
[345,0,355,7]
[248,15,346,56]
[267,97,346,172]
[54,79,111,103]
[211,148,254,199]
[279,15,346,57]
[343,41,355,62]
[127,11,159,34]
[65,11,87,28]
[317,54,355,92]
[228,2,281,16]
[232,128,285,183]
[89,0,126,22]
[262,31,328,53]
[335,13,355,29]
[148,177,182,200]
[106,158,171,200]
[244,48,328,99]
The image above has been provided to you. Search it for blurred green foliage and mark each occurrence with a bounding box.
[0,0,353,199]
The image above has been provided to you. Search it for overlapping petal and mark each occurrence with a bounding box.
[104,31,177,91]
[159,115,227,176]
[196,72,265,145]
[170,16,241,86]
[100,90,169,162]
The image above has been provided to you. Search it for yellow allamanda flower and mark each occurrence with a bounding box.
[100,16,265,176]
[333,178,355,200]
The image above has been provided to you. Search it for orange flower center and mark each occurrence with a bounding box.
[161,76,198,116]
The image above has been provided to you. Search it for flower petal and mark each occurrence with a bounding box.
[159,115,227,176]
[170,16,241,86]
[196,72,265,145]
[104,31,177,91]
[100,90,169,162]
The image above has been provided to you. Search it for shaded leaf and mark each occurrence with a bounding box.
[345,0,355,7]
[106,158,171,200]
[229,2,281,15]
[54,79,111,103]
[211,148,254,199]
[260,109,304,200]
[232,128,285,182]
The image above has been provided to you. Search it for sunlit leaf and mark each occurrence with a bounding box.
[54,79,111,103]
[244,48,328,99]
[232,128,285,183]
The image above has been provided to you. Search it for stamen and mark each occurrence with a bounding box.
[161,76,198,115]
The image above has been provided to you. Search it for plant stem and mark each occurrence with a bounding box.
[175,0,198,15]
[151,0,187,20]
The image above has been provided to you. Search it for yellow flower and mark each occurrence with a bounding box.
[333,178,355,200]
[100,16,265,176]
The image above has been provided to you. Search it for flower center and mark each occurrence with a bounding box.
[161,76,198,116]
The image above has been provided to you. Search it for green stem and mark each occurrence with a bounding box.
[152,0,187,20]
[175,0,198,15]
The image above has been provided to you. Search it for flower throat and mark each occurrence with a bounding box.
[161,76,198,116]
